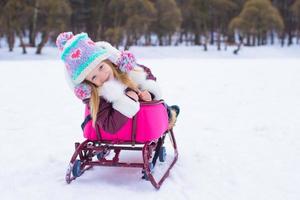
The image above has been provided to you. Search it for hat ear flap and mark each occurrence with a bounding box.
[74,83,92,100]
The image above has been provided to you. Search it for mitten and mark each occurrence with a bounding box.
[74,83,92,100]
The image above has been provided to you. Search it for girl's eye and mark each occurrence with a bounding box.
[99,65,103,70]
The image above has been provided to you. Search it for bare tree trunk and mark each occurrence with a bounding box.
[124,34,133,50]
[36,31,49,54]
[203,43,208,51]
[133,33,138,46]
[265,32,268,45]
[145,33,152,46]
[227,33,235,45]
[281,33,285,47]
[18,31,27,54]
[7,31,15,52]
[224,36,228,51]
[288,30,293,46]
[270,31,274,45]
[251,34,256,46]
[233,42,242,55]
[210,29,214,45]
[194,33,200,45]
[148,33,152,46]
[185,32,189,46]
[158,35,163,46]
[203,33,209,51]
[246,34,251,46]
[29,0,39,47]
[179,30,183,44]
[96,25,102,41]
[217,29,221,51]
[233,35,243,55]
[190,33,194,45]
[168,34,172,45]
[257,33,261,46]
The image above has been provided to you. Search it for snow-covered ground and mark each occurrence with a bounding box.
[0,46,300,200]
[1,43,300,60]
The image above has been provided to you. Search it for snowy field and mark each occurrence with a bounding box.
[0,46,300,200]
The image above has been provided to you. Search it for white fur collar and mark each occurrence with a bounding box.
[98,65,163,102]
[99,79,127,102]
[98,79,140,118]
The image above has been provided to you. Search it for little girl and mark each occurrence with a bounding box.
[56,32,179,134]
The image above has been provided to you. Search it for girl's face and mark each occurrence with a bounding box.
[86,61,114,87]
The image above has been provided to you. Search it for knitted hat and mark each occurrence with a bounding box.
[56,32,112,85]
[56,32,137,100]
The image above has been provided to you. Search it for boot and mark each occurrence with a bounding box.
[168,105,180,129]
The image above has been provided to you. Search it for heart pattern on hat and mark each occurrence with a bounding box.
[71,49,82,59]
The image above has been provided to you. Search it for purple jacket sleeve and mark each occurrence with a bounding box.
[83,97,130,134]
[137,64,157,81]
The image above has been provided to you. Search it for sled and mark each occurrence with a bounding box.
[65,100,178,189]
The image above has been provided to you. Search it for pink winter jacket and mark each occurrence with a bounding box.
[83,65,162,134]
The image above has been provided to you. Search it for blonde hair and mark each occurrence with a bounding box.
[84,60,139,127]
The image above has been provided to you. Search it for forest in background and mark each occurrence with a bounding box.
[0,0,300,54]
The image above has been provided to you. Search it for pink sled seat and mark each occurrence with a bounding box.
[83,101,169,143]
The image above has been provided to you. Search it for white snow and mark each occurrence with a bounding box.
[0,46,300,200]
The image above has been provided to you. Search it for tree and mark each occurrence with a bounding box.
[85,0,110,41]
[105,0,126,46]
[123,0,156,48]
[69,0,88,34]
[177,0,239,49]
[229,0,284,47]
[272,0,296,46]
[176,0,193,45]
[152,0,182,46]
[35,0,71,54]
[291,0,300,44]
[209,0,238,50]
[0,0,32,53]
[26,0,39,47]
[189,0,213,50]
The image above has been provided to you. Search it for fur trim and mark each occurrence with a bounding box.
[100,79,140,117]
[100,79,126,102]
[74,52,110,84]
[128,67,162,100]
[112,95,140,118]
[95,41,121,64]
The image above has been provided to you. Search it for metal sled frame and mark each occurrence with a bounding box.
[65,101,178,189]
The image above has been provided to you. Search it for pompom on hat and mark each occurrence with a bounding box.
[95,41,137,73]
[56,32,137,100]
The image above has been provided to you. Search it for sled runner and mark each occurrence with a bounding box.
[65,100,178,189]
